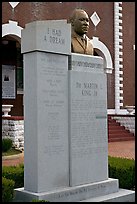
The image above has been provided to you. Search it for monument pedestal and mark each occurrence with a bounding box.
[14,178,135,202]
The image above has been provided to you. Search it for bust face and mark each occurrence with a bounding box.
[72,10,89,37]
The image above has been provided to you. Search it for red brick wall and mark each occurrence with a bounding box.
[122,2,135,107]
[2,2,135,115]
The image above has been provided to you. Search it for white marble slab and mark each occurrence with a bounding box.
[21,20,71,55]
[24,52,69,193]
[69,54,108,186]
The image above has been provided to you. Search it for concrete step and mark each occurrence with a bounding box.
[108,122,121,126]
[108,126,125,130]
[109,131,134,137]
[108,116,135,142]
[80,188,135,202]
[108,137,135,142]
[108,129,131,134]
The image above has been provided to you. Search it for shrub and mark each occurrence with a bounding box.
[2,177,15,202]
[2,157,135,202]
[2,164,24,188]
[2,138,13,152]
[108,156,135,190]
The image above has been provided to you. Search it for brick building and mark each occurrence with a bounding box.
[2,2,135,116]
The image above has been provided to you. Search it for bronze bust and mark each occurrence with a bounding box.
[69,8,94,55]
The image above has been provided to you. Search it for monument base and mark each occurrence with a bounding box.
[14,178,135,202]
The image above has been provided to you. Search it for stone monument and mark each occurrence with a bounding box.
[14,20,135,202]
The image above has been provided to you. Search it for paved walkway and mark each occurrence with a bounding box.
[2,140,135,167]
[2,152,24,166]
[108,140,135,160]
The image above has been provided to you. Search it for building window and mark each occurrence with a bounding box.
[17,66,23,91]
[16,46,23,92]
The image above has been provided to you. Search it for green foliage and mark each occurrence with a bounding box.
[2,164,24,188]
[108,156,135,190]
[2,138,13,152]
[2,157,135,202]
[2,148,21,156]
[2,177,15,202]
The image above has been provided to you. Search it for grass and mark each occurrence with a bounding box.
[2,148,22,156]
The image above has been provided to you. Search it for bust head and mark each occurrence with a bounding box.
[69,8,90,37]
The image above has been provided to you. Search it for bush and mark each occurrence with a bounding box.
[2,177,15,202]
[2,164,24,188]
[2,157,135,202]
[2,138,13,152]
[108,156,135,190]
